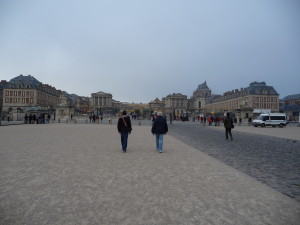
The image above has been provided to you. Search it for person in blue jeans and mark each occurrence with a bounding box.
[151,112,168,153]
[117,111,132,153]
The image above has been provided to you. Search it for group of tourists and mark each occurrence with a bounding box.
[118,110,168,153]
[89,114,103,123]
[24,113,51,124]
[117,111,236,153]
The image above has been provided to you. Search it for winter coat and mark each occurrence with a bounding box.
[118,116,132,134]
[151,116,168,134]
[223,116,234,129]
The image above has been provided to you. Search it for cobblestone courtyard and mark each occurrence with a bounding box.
[0,123,299,225]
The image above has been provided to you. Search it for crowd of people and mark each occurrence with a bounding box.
[24,113,51,124]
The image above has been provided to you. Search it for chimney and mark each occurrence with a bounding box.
[1,80,7,85]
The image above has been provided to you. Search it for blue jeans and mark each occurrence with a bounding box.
[121,133,128,151]
[155,134,164,152]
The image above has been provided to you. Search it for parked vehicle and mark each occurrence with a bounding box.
[252,113,287,128]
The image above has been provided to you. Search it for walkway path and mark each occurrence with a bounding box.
[0,124,299,225]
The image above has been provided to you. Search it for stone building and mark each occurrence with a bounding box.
[0,80,6,115]
[149,98,165,113]
[90,91,113,115]
[69,94,91,115]
[164,93,188,114]
[280,94,300,121]
[1,75,60,120]
[189,81,211,113]
[204,81,279,119]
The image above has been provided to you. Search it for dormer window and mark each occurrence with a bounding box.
[18,82,23,88]
[10,84,15,88]
[26,84,30,88]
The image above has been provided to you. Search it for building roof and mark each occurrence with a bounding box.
[245,81,278,95]
[166,93,187,98]
[149,98,162,104]
[7,74,42,88]
[283,93,300,100]
[92,91,112,96]
[196,81,209,91]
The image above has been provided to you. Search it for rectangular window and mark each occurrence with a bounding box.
[10,91,13,96]
[18,91,21,96]
[10,98,13,103]
[271,97,273,102]
[260,97,263,102]
[14,91,17,96]
[22,91,25,97]
[267,97,270,102]
[5,90,9,96]
[14,98,17,103]
[18,98,21,103]
[26,98,29,104]
[22,98,25,103]
[26,91,29,97]
[30,91,34,97]
[5,98,9,103]
[267,103,270,108]
[30,98,33,104]
[264,97,266,102]
[274,97,277,102]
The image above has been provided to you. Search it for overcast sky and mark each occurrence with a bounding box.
[0,0,299,102]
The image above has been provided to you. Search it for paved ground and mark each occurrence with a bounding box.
[168,122,300,202]
[0,123,299,225]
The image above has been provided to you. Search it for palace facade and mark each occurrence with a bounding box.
[189,81,211,113]
[204,82,279,118]
[1,75,61,120]
[164,93,188,114]
[90,91,113,115]
[149,98,165,113]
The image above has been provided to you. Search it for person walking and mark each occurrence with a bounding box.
[224,113,234,140]
[117,111,132,153]
[151,112,168,153]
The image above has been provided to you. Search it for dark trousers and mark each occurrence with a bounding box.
[225,128,232,139]
[120,133,129,151]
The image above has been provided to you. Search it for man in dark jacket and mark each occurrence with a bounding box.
[117,111,132,153]
[151,112,168,153]
[223,113,234,140]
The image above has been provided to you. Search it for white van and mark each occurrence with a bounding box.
[252,113,287,128]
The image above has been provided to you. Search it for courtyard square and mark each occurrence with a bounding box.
[0,123,299,225]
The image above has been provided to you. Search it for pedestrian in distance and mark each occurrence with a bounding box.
[224,113,234,140]
[151,112,168,153]
[117,111,132,153]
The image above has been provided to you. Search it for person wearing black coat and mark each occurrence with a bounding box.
[151,112,168,153]
[117,111,132,153]
[223,113,234,140]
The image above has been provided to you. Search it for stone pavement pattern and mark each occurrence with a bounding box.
[168,123,300,201]
[0,124,299,225]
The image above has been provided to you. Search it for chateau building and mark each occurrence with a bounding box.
[1,75,61,120]
[280,94,300,121]
[204,81,279,118]
[149,98,165,113]
[189,81,211,113]
[69,94,91,115]
[91,91,113,115]
[164,93,188,114]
